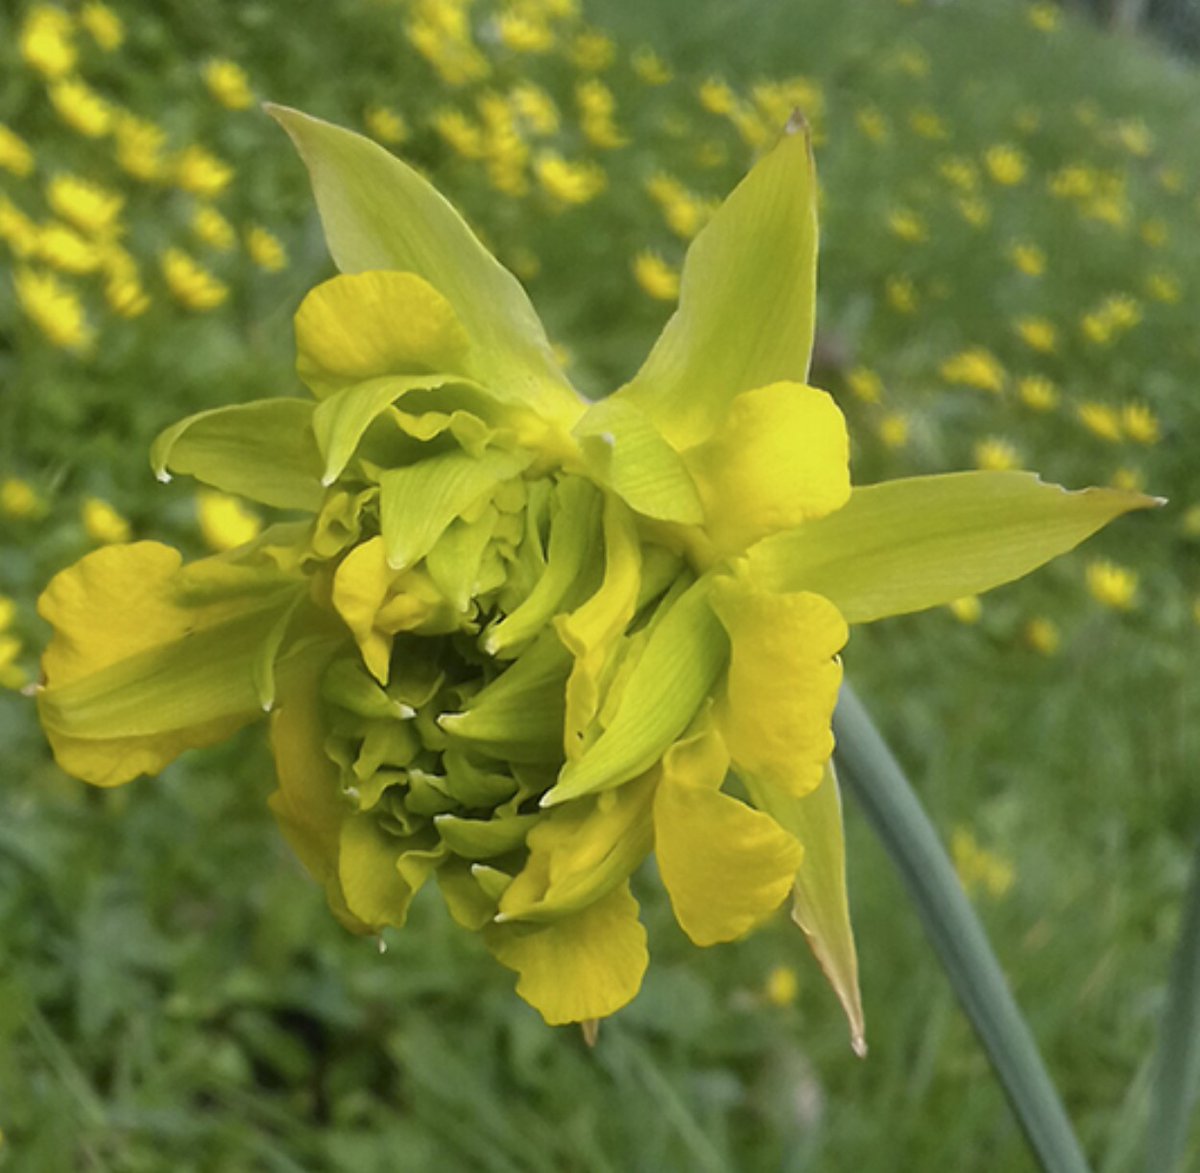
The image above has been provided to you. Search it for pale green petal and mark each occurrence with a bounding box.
[710,572,847,799]
[311,372,460,485]
[435,812,538,859]
[543,575,727,806]
[498,772,656,922]
[484,476,602,657]
[653,721,803,945]
[331,537,396,683]
[684,383,850,556]
[555,491,642,759]
[379,447,529,570]
[574,397,703,524]
[609,119,817,450]
[294,270,471,397]
[743,762,865,1055]
[749,472,1160,623]
[485,881,648,1025]
[439,628,570,764]
[151,399,324,511]
[338,813,417,929]
[268,106,584,428]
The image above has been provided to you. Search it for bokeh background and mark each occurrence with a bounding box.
[2,0,1198,1168]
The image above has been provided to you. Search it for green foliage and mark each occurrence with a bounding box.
[2,0,1198,1168]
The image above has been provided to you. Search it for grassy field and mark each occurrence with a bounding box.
[1,0,1198,1168]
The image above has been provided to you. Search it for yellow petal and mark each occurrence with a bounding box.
[654,719,803,945]
[294,270,471,397]
[37,542,254,785]
[685,382,850,557]
[331,536,395,683]
[498,772,656,922]
[710,573,847,798]
[485,881,648,1025]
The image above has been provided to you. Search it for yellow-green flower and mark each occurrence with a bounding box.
[35,109,1154,1042]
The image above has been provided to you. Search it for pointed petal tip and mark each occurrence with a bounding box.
[851,1033,868,1059]
[785,108,810,137]
[581,1019,600,1047]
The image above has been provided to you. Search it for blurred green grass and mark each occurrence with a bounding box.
[2,0,1198,1168]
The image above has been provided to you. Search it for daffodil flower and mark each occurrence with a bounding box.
[36,108,1154,1044]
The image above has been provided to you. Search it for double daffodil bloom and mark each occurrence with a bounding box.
[36,109,1154,1044]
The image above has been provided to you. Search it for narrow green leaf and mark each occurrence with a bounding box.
[751,472,1159,623]
[833,682,1092,1173]
[267,105,584,428]
[151,398,324,511]
[1146,833,1200,1173]
[610,118,817,451]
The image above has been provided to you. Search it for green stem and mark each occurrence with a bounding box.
[1145,833,1200,1173]
[833,681,1092,1173]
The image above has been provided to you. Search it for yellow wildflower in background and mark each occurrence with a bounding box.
[0,478,48,520]
[46,174,124,238]
[534,152,605,206]
[856,106,888,143]
[197,491,262,551]
[0,198,38,258]
[1026,2,1061,32]
[887,208,927,243]
[908,108,948,140]
[82,498,131,544]
[1140,219,1168,248]
[1115,118,1153,157]
[974,438,1021,472]
[245,225,288,271]
[1076,402,1123,442]
[36,222,102,274]
[80,2,124,50]
[631,46,672,86]
[1111,467,1145,493]
[510,84,559,136]
[1121,403,1160,445]
[433,108,485,158]
[191,205,236,251]
[940,347,1006,393]
[948,596,982,624]
[698,78,737,116]
[0,634,27,691]
[879,411,909,448]
[14,266,94,351]
[631,251,679,301]
[938,157,979,192]
[1015,317,1057,354]
[203,60,255,111]
[884,275,918,314]
[984,144,1027,185]
[570,29,616,72]
[19,5,77,79]
[115,114,169,182]
[1009,242,1046,277]
[1017,376,1059,412]
[49,77,114,138]
[364,105,410,145]
[497,11,555,53]
[0,124,35,178]
[1145,271,1181,304]
[646,174,715,240]
[763,965,799,1008]
[1086,559,1138,610]
[952,827,1015,899]
[846,368,884,404]
[1024,616,1060,656]
[957,196,991,228]
[102,249,150,317]
[174,145,234,199]
[160,247,228,310]
[576,79,626,150]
